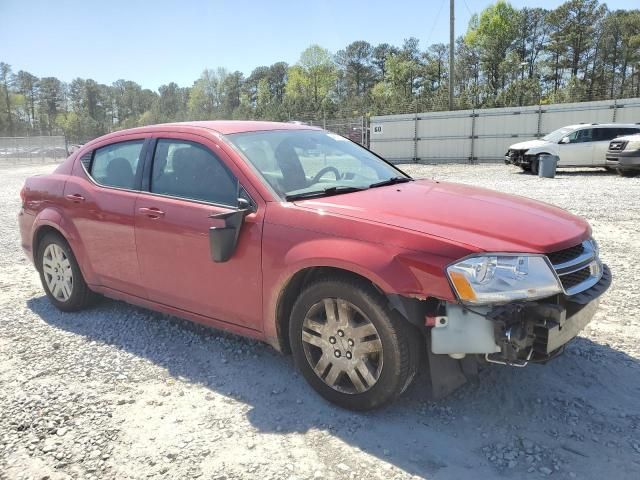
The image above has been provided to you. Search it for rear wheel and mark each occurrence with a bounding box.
[289,277,420,410]
[37,233,94,312]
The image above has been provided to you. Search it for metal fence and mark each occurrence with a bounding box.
[369,97,640,164]
[0,136,69,165]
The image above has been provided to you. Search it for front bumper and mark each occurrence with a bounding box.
[505,150,530,166]
[431,264,611,366]
[606,150,640,171]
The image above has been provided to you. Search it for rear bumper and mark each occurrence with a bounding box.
[431,264,611,366]
[18,209,35,263]
[606,150,640,170]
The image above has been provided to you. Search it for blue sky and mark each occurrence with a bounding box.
[0,0,632,90]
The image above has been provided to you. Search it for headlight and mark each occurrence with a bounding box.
[447,255,562,305]
[625,140,640,151]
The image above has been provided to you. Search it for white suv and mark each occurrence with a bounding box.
[505,123,640,174]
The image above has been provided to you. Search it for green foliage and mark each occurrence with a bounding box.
[285,45,337,112]
[0,0,639,141]
[466,1,521,93]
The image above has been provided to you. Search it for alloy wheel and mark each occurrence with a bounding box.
[301,298,383,394]
[42,244,73,302]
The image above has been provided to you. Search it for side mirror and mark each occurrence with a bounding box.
[559,137,570,144]
[237,197,252,210]
[208,198,253,263]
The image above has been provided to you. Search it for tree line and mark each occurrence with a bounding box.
[1,0,639,143]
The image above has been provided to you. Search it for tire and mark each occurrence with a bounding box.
[37,233,94,312]
[530,157,540,175]
[617,168,638,177]
[289,277,420,410]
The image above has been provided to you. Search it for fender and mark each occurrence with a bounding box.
[31,206,99,286]
[262,234,457,349]
[525,146,557,157]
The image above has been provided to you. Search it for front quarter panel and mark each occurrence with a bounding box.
[261,202,474,347]
[525,143,558,156]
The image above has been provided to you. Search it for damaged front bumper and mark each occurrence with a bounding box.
[505,149,532,167]
[430,264,611,367]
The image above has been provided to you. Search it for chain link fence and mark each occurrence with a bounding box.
[0,136,69,166]
[287,116,369,147]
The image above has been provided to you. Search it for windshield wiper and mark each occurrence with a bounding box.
[285,186,366,201]
[368,176,412,188]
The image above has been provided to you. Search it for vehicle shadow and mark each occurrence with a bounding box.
[27,295,640,479]
[555,169,617,177]
[513,168,617,177]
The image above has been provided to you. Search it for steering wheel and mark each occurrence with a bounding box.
[311,166,340,184]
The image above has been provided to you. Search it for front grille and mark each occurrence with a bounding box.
[558,266,591,290]
[546,243,584,265]
[546,240,602,296]
[608,141,626,152]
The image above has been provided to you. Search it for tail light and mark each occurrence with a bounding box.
[20,185,27,208]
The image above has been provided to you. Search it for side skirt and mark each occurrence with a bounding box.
[89,284,267,344]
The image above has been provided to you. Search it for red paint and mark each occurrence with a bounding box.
[19,121,592,350]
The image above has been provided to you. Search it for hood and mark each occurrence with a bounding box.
[509,139,550,151]
[294,180,590,253]
[615,133,640,142]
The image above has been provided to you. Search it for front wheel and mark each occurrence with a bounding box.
[289,277,420,410]
[531,157,540,175]
[37,233,95,312]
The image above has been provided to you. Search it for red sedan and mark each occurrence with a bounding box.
[19,121,610,410]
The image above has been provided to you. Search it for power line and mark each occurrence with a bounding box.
[462,0,474,17]
[424,0,448,47]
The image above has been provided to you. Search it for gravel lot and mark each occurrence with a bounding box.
[1,163,639,480]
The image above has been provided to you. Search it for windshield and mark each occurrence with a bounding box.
[542,126,575,142]
[227,129,409,200]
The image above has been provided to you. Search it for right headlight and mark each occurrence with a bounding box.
[624,140,640,151]
[447,255,562,305]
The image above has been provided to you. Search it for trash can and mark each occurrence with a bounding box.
[538,154,559,178]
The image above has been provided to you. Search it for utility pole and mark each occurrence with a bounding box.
[449,0,455,111]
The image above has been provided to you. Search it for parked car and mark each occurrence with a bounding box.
[505,123,640,174]
[606,133,640,177]
[19,121,611,410]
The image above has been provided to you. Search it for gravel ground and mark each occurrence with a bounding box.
[1,163,639,480]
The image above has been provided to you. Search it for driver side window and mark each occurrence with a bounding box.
[150,139,238,206]
[566,129,592,144]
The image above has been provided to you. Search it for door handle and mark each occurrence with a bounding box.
[65,193,85,203]
[138,207,165,219]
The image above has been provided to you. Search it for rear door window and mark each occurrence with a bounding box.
[618,128,640,137]
[593,128,621,142]
[150,139,238,206]
[89,140,145,189]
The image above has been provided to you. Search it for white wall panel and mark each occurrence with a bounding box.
[417,138,470,161]
[370,98,640,164]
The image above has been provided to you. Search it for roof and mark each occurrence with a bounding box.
[84,120,322,149]
[568,123,639,129]
[164,120,324,135]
